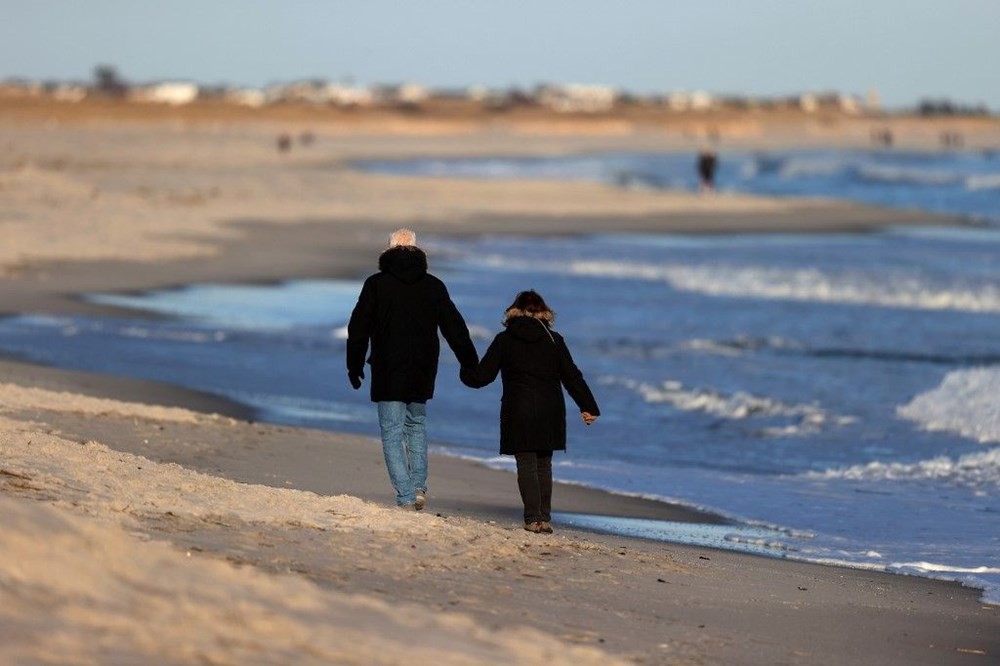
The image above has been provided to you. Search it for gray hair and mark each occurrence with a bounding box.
[388,228,417,248]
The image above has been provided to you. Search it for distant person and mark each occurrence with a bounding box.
[347,228,479,510]
[461,290,599,534]
[941,131,964,149]
[871,127,894,148]
[277,133,292,153]
[697,147,718,192]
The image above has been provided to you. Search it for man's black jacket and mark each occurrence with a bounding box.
[346,246,478,402]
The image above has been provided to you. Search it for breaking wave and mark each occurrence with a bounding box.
[965,173,1000,191]
[855,163,961,187]
[898,367,1000,443]
[568,260,1000,313]
[808,447,1000,488]
[605,377,854,436]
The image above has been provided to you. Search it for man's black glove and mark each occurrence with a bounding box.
[348,370,363,390]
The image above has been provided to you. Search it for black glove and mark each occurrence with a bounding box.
[348,370,363,390]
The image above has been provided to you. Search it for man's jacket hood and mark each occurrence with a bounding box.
[379,246,428,284]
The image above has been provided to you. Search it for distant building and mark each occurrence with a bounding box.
[396,83,429,105]
[51,85,87,102]
[538,84,618,113]
[368,83,429,108]
[225,88,266,107]
[265,81,326,104]
[837,94,861,115]
[0,80,44,97]
[325,84,375,107]
[465,85,521,110]
[130,82,199,105]
[466,85,491,102]
[795,91,865,115]
[798,93,819,113]
[666,90,716,112]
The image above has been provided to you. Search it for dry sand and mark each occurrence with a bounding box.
[1,115,998,664]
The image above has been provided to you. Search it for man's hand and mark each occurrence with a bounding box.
[348,371,364,390]
[581,412,598,426]
[459,366,477,388]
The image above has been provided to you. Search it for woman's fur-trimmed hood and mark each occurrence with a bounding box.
[503,308,554,327]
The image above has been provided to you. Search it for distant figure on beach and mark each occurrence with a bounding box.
[461,290,599,534]
[347,228,479,510]
[871,127,894,148]
[697,147,718,192]
[277,133,292,153]
[941,130,964,149]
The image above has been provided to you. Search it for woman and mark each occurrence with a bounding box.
[461,290,599,533]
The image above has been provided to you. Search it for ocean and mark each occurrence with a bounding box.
[1,148,997,603]
[358,147,1000,226]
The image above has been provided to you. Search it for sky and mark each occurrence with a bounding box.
[2,0,998,110]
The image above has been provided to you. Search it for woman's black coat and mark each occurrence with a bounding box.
[346,247,478,403]
[462,315,599,454]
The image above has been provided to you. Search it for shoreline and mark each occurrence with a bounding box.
[2,121,998,663]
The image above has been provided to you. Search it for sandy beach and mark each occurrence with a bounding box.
[2,107,998,664]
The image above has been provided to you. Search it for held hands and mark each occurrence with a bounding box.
[581,412,598,426]
[348,370,364,390]
[459,366,478,388]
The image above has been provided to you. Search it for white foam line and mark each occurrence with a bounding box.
[568,260,1000,313]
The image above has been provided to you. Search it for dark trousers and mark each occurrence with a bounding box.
[514,451,553,524]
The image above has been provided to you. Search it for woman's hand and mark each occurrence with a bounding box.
[581,412,598,425]
[459,366,478,388]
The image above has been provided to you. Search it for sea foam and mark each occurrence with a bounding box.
[809,447,1000,488]
[605,377,853,435]
[898,367,1000,443]
[966,173,1000,191]
[568,260,1000,313]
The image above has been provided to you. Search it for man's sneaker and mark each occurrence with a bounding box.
[397,503,418,511]
[539,521,554,534]
[524,522,544,533]
[415,491,426,511]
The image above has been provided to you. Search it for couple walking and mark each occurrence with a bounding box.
[346,229,600,533]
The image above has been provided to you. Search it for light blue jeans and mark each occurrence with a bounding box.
[377,401,428,506]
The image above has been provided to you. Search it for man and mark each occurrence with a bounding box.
[346,228,478,510]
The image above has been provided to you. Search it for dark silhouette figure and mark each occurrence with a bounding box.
[697,148,718,192]
[941,131,964,149]
[346,229,479,510]
[461,290,599,533]
[871,127,894,148]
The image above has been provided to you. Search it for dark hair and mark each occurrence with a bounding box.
[503,290,555,326]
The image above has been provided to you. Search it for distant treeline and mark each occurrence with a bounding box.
[916,98,992,117]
